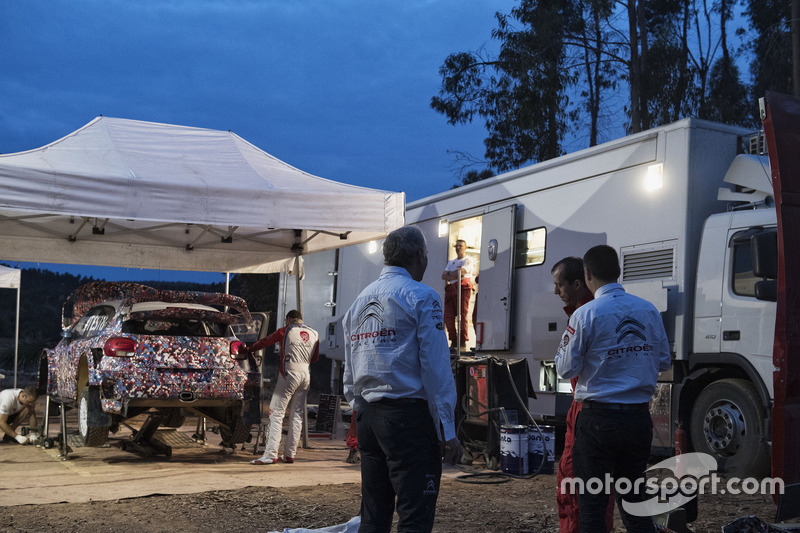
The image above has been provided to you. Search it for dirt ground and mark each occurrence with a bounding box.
[0,399,784,533]
[2,462,780,533]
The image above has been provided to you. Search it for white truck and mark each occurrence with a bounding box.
[289,117,777,478]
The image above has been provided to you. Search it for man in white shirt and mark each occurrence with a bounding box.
[555,245,671,532]
[344,226,462,533]
[0,385,39,444]
[441,239,474,351]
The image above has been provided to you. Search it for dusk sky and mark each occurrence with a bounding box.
[1,1,520,281]
[1,1,517,202]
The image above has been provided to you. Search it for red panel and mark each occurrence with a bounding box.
[761,91,800,493]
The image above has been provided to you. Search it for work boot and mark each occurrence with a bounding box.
[346,448,360,464]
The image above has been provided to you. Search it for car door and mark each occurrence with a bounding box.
[54,304,117,402]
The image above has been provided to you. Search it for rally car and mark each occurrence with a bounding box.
[42,281,261,448]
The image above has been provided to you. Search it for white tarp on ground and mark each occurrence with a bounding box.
[0,117,404,273]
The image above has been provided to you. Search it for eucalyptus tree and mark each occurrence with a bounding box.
[432,0,752,173]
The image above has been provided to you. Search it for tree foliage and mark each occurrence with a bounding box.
[433,0,785,179]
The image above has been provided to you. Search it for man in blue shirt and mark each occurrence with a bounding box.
[343,225,462,533]
[555,245,671,532]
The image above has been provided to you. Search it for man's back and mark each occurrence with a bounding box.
[282,323,319,368]
[558,283,671,403]
[344,266,444,404]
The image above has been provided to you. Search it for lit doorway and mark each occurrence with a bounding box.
[444,216,481,352]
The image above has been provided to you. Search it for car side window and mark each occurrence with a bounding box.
[72,305,116,339]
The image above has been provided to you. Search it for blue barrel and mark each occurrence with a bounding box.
[500,425,529,475]
[528,425,555,475]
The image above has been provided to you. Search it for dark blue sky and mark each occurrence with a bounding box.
[1,1,517,281]
[1,1,516,202]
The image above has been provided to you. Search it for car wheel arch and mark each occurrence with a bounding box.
[76,355,91,400]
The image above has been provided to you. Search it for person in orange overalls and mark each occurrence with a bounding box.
[551,257,614,532]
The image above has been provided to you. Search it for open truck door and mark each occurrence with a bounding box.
[475,205,517,350]
[760,90,800,519]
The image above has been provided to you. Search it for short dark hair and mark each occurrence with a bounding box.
[551,256,585,285]
[22,385,39,400]
[383,226,427,267]
[286,309,302,321]
[583,245,620,282]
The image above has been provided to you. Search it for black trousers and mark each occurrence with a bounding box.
[572,407,655,533]
[356,399,442,533]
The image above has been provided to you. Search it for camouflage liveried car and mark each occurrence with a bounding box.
[43,282,261,448]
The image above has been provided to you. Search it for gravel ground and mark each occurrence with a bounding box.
[2,469,780,532]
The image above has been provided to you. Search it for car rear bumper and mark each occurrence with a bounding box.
[97,368,248,414]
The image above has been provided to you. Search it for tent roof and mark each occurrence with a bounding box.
[0,117,404,273]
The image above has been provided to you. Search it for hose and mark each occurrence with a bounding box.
[452,357,550,482]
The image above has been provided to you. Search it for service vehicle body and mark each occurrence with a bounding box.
[295,118,778,477]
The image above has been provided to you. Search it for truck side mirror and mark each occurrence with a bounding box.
[755,280,777,302]
[751,230,777,279]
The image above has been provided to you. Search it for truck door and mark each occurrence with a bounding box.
[475,205,517,350]
[720,228,776,375]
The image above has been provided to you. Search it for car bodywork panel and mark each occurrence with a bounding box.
[45,282,258,421]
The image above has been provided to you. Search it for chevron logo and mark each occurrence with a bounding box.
[356,299,384,330]
[615,316,647,343]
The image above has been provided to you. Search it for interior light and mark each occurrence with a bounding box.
[438,219,449,238]
[368,240,378,254]
[644,164,664,191]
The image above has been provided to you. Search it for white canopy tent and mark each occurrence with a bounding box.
[0,117,405,385]
[0,116,404,274]
[0,265,21,387]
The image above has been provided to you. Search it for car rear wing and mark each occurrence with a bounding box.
[63,281,251,326]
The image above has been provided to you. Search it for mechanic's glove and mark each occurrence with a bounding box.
[15,434,29,445]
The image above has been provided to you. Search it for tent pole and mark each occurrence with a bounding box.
[225,272,230,294]
[294,254,303,316]
[13,286,20,388]
[294,252,309,448]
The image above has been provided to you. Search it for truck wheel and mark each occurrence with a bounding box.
[78,386,110,447]
[690,378,769,478]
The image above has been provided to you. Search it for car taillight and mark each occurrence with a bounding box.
[230,340,247,360]
[104,337,137,357]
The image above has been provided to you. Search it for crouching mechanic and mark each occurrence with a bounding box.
[343,225,462,533]
[243,310,319,465]
[0,385,39,444]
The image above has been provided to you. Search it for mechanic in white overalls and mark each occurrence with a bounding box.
[243,310,319,465]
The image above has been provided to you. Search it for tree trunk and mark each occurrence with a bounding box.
[628,0,641,132]
[637,0,650,129]
[793,0,800,96]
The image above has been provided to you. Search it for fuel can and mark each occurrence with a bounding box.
[500,425,529,475]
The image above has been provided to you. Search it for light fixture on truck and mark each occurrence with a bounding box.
[645,163,664,191]
[438,218,448,237]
